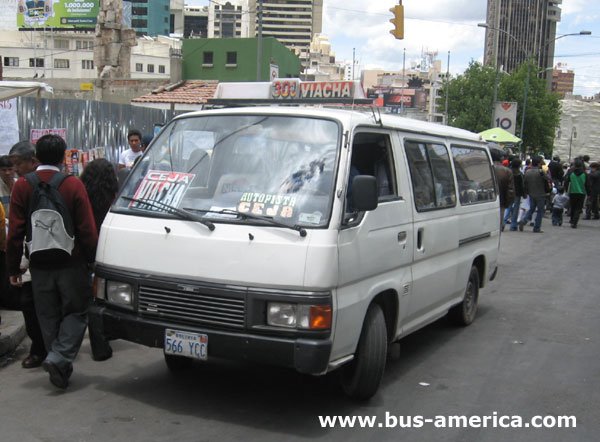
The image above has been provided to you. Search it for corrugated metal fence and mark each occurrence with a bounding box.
[17,97,176,164]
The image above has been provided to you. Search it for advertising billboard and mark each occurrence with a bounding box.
[17,0,99,29]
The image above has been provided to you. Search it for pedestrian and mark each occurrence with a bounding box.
[118,128,144,170]
[80,158,119,234]
[3,142,48,369]
[584,162,600,220]
[563,158,588,229]
[519,155,550,233]
[6,135,98,389]
[551,187,569,226]
[548,156,564,187]
[80,158,119,361]
[490,147,515,231]
[507,159,525,231]
[0,155,15,215]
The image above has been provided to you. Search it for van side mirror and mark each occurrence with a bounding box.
[352,175,378,211]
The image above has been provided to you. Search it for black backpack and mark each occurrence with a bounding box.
[25,172,75,266]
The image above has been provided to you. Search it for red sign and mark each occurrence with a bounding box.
[30,128,67,144]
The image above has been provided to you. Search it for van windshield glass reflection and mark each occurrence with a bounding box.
[115,115,340,228]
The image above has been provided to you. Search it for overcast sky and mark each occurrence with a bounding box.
[188,0,600,96]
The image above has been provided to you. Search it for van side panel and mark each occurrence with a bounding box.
[334,200,413,360]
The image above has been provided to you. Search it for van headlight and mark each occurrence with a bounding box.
[267,302,332,330]
[94,276,106,300]
[106,281,133,307]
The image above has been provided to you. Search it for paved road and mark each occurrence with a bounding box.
[1,219,599,442]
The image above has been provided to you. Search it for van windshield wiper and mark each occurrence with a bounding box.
[183,207,307,237]
[121,196,215,231]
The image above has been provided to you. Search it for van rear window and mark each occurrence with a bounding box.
[450,146,496,205]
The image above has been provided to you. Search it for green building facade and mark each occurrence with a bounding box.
[182,38,301,82]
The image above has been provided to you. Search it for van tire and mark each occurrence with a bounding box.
[449,266,480,326]
[164,354,194,372]
[340,303,387,400]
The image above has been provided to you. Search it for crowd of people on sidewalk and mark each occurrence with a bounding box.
[491,147,600,233]
[0,129,147,389]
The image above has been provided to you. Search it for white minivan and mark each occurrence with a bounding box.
[90,104,499,399]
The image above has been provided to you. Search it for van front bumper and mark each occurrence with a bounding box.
[88,304,333,375]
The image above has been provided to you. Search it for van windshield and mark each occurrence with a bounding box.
[115,114,341,229]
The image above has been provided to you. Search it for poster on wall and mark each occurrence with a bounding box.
[17,0,99,29]
[0,99,19,155]
[0,0,18,30]
[30,128,67,144]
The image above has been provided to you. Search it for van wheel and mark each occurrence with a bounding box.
[449,266,480,326]
[164,354,194,372]
[340,303,387,400]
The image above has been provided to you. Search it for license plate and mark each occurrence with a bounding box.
[164,329,208,361]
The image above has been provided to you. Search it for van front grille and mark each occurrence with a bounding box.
[138,285,246,329]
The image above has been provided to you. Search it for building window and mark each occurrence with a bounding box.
[76,40,92,50]
[202,51,213,66]
[164,17,169,23]
[147,64,155,73]
[82,60,94,70]
[159,65,165,74]
[132,7,147,15]
[3,57,19,67]
[54,39,69,49]
[54,59,70,69]
[132,19,148,28]
[135,63,143,72]
[29,58,44,68]
[226,51,237,66]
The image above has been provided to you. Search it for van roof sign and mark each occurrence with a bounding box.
[209,79,374,106]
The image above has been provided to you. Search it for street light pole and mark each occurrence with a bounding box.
[478,23,591,155]
[478,23,521,130]
[568,127,577,163]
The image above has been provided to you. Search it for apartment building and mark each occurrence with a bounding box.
[483,0,561,75]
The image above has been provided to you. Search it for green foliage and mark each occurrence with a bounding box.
[440,60,561,156]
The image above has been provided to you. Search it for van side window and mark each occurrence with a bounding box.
[349,133,397,201]
[450,146,496,205]
[405,141,456,211]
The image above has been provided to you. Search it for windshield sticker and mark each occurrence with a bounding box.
[238,193,296,218]
[131,170,195,210]
[298,212,322,225]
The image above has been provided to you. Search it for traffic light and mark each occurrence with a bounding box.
[389,2,404,40]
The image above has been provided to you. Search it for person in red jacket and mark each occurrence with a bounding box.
[6,134,98,389]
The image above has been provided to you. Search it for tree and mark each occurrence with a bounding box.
[440,60,561,157]
[497,61,561,156]
[440,61,498,133]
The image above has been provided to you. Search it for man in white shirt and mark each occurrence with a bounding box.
[118,129,143,170]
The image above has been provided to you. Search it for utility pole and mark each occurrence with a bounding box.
[256,0,263,81]
[444,50,450,125]
[400,47,405,114]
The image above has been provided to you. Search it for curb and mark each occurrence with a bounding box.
[0,310,27,357]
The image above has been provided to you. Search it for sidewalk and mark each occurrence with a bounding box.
[0,310,26,357]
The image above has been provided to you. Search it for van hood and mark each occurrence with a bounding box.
[97,213,338,290]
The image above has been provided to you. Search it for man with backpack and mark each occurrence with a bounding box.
[6,135,98,389]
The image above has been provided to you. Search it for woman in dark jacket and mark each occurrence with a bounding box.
[80,158,119,234]
[80,159,119,360]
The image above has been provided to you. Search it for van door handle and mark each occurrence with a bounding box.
[417,228,424,251]
[397,231,407,249]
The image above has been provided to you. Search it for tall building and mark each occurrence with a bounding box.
[248,0,323,68]
[130,0,171,37]
[184,6,209,38]
[483,0,561,76]
[208,0,251,38]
